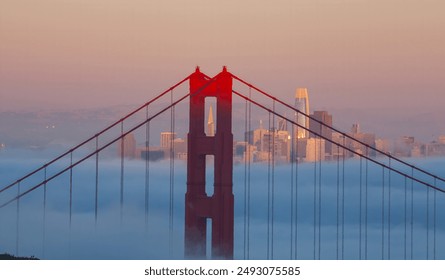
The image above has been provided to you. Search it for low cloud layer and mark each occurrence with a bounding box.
[1,149,444,259]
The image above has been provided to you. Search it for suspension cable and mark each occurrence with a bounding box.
[145,108,150,231]
[243,97,248,260]
[388,158,391,259]
[359,157,363,259]
[290,123,295,259]
[120,122,124,225]
[427,176,430,260]
[247,87,252,259]
[433,177,437,260]
[336,144,340,260]
[16,181,20,256]
[294,121,299,260]
[69,151,73,257]
[267,111,271,259]
[43,167,47,258]
[365,147,369,259]
[411,168,414,259]
[169,89,175,258]
[433,178,437,260]
[342,136,345,260]
[318,128,322,259]
[382,166,385,260]
[313,137,317,260]
[95,136,99,225]
[271,100,276,259]
[404,176,407,260]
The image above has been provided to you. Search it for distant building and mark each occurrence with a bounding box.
[346,124,376,157]
[331,132,346,160]
[423,136,445,157]
[295,138,325,162]
[394,136,416,157]
[245,123,268,152]
[375,139,391,155]
[244,118,291,163]
[140,136,187,161]
[118,133,136,159]
[309,111,333,156]
[295,88,310,139]
[207,105,215,136]
[160,132,176,149]
[277,117,287,131]
[140,148,165,161]
[351,123,360,134]
[173,138,187,156]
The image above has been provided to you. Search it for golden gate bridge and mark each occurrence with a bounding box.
[0,67,444,259]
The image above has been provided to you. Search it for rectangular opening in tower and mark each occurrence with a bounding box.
[205,155,214,196]
[206,218,212,259]
[205,97,217,137]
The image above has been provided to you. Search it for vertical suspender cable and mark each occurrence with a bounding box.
[426,176,430,259]
[43,167,47,258]
[433,177,437,260]
[336,144,340,260]
[16,181,20,256]
[318,125,322,259]
[290,123,295,259]
[95,136,99,226]
[411,168,414,259]
[267,111,271,259]
[247,87,252,259]
[313,135,317,260]
[69,152,73,257]
[359,157,363,259]
[365,147,368,259]
[169,89,175,258]
[271,101,275,259]
[294,121,299,259]
[120,121,124,225]
[243,98,248,260]
[342,136,345,259]
[381,166,385,260]
[145,107,150,231]
[388,158,391,259]
[404,176,407,260]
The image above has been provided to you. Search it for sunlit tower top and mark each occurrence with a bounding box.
[295,88,310,138]
[207,105,215,136]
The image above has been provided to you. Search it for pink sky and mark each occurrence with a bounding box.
[1,0,444,118]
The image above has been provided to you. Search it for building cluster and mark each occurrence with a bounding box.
[393,135,445,158]
[117,89,445,162]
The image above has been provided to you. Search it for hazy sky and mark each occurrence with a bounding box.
[1,0,445,137]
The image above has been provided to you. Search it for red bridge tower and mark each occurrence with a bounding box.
[185,67,234,259]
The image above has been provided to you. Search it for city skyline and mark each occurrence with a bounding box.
[1,50,445,264]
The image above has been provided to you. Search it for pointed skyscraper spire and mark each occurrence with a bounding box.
[207,105,215,136]
[295,88,310,139]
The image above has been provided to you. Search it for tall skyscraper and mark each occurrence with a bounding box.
[207,105,215,136]
[295,88,310,139]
